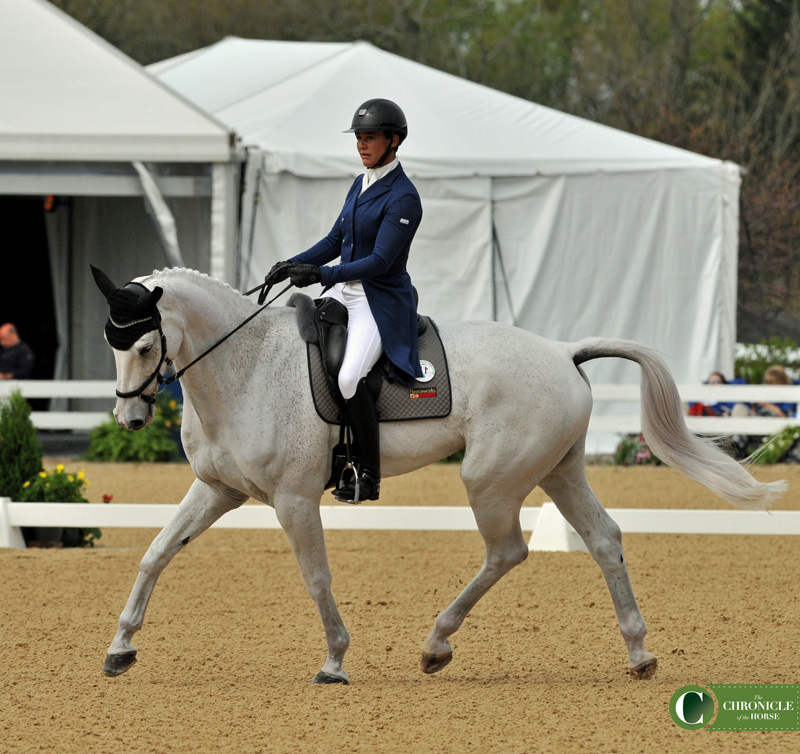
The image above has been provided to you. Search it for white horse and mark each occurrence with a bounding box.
[93,266,784,684]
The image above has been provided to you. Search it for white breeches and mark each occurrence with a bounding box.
[320,282,384,400]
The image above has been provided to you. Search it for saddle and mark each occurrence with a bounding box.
[286,292,452,488]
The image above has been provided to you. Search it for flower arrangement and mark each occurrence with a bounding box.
[19,464,102,547]
[85,390,183,462]
[614,434,661,466]
[20,464,89,503]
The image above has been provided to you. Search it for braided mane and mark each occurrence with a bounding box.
[140,267,251,302]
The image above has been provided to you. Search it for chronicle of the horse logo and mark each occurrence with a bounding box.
[417,360,435,383]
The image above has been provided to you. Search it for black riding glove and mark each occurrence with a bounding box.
[264,260,293,286]
[259,260,294,304]
[287,264,323,288]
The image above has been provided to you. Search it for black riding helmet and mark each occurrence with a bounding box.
[344,98,408,167]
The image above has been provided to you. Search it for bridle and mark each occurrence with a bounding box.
[114,314,172,405]
[116,281,293,405]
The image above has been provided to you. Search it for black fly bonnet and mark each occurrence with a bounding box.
[91,265,170,404]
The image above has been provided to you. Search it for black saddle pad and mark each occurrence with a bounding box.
[306,318,452,425]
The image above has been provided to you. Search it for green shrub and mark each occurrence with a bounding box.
[19,465,101,547]
[749,426,800,465]
[735,337,800,384]
[84,391,182,462]
[0,389,43,498]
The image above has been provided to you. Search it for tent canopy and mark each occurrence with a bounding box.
[0,0,235,162]
[151,37,719,178]
[0,0,242,388]
[151,38,740,411]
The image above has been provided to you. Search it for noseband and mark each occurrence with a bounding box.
[114,316,173,405]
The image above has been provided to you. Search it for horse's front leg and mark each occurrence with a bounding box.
[274,493,350,684]
[103,479,246,677]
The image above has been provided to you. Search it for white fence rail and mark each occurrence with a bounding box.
[2,498,799,551]
[0,380,115,430]
[3,380,800,435]
[590,384,800,436]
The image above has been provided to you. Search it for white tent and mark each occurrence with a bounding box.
[0,0,242,384]
[151,37,740,416]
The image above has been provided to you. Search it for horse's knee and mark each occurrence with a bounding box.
[303,572,333,603]
[586,520,624,566]
[139,543,173,576]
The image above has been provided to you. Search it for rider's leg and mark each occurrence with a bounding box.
[334,284,383,502]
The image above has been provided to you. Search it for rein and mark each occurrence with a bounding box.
[118,282,293,404]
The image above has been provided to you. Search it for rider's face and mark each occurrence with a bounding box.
[355,131,397,167]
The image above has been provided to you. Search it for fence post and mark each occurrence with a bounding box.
[0,497,26,549]
[528,502,588,553]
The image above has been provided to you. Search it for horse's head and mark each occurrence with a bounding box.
[91,265,171,430]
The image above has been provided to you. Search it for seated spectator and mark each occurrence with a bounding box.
[755,365,796,418]
[689,371,737,416]
[0,322,35,379]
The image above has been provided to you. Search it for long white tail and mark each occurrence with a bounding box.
[572,338,786,510]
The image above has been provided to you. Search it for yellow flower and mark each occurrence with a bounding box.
[169,400,177,410]
[165,420,172,428]
[77,471,85,480]
[56,464,65,474]
[68,475,74,483]
[39,471,47,478]
[22,481,30,488]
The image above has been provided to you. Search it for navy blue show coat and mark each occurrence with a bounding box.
[290,164,424,385]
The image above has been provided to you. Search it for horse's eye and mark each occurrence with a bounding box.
[139,344,153,356]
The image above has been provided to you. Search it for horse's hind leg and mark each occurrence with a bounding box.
[103,479,246,677]
[539,446,657,679]
[420,485,529,674]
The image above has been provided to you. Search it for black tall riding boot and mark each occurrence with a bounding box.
[334,379,381,503]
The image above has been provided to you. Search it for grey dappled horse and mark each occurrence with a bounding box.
[93,267,785,684]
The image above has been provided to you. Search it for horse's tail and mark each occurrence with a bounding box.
[571,337,786,510]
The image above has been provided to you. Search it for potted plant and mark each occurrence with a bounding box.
[19,465,101,548]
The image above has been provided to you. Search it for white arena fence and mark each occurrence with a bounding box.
[3,380,800,435]
[2,499,800,552]
[2,380,800,551]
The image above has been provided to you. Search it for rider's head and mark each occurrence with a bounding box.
[344,98,408,169]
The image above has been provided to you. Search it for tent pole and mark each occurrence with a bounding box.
[491,214,516,326]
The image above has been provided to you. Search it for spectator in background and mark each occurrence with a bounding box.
[756,365,796,418]
[0,323,35,379]
[689,371,736,416]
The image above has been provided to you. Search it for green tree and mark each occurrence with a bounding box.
[0,391,43,499]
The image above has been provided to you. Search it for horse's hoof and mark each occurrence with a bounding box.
[420,651,453,674]
[312,671,349,685]
[629,656,657,680]
[102,651,137,677]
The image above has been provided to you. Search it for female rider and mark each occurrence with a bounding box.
[262,98,424,502]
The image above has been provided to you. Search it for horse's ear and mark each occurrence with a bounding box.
[149,287,163,305]
[91,265,118,302]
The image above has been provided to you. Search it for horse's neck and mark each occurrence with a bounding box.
[155,271,292,413]
[158,272,255,358]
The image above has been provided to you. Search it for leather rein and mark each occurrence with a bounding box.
[117,281,293,404]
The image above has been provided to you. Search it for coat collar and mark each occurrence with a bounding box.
[355,163,404,206]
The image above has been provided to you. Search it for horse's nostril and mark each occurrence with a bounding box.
[129,419,145,430]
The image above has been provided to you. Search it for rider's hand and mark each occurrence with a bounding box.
[264,260,293,286]
[258,261,293,304]
[287,264,323,288]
